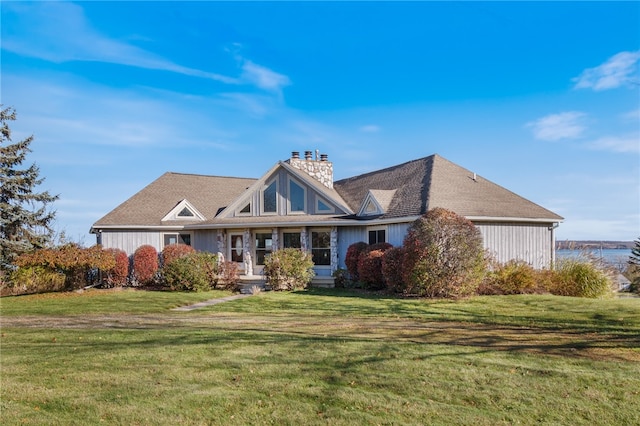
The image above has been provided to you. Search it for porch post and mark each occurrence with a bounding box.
[216,230,226,255]
[243,228,253,276]
[330,226,338,274]
[300,227,309,251]
[272,228,279,251]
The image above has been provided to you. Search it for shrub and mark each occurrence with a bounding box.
[14,244,116,290]
[479,260,548,295]
[132,245,158,286]
[263,248,315,291]
[357,242,393,290]
[357,249,387,290]
[345,242,369,281]
[163,252,218,292]
[2,266,66,296]
[161,244,195,267]
[402,208,486,298]
[103,248,129,287]
[218,260,239,290]
[550,258,613,298]
[332,268,349,288]
[382,246,406,293]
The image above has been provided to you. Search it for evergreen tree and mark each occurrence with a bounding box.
[629,237,640,266]
[0,106,58,270]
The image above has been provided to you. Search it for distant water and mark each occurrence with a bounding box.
[557,248,632,269]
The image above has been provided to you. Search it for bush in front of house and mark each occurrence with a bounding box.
[357,243,393,290]
[478,260,551,295]
[161,243,195,267]
[345,242,369,281]
[2,265,66,296]
[549,258,613,298]
[103,248,129,287]
[263,248,315,291]
[132,245,158,286]
[381,246,406,293]
[401,208,486,298]
[357,249,387,290]
[163,252,219,292]
[14,244,116,291]
[217,260,240,290]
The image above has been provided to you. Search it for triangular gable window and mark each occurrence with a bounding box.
[178,207,194,217]
[162,199,205,221]
[316,196,335,214]
[358,193,383,217]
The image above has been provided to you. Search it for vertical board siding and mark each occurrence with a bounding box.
[337,227,367,268]
[387,223,410,246]
[193,230,218,253]
[476,222,553,269]
[100,232,162,256]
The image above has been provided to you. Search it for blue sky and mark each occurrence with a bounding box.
[2,1,639,243]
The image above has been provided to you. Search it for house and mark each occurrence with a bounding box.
[91,151,563,284]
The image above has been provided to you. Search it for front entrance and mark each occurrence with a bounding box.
[229,233,244,264]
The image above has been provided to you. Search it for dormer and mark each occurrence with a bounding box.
[357,189,397,217]
[162,199,206,222]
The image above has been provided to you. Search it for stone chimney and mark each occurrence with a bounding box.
[288,150,333,189]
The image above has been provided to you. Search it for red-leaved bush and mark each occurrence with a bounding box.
[382,246,406,293]
[162,244,195,267]
[345,242,369,280]
[357,249,386,290]
[104,248,129,287]
[133,245,158,285]
[402,207,486,298]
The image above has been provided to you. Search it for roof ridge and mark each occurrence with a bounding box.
[335,153,437,183]
[165,171,257,180]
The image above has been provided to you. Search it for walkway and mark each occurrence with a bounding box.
[171,294,253,311]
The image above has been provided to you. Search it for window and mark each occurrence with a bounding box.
[289,178,306,213]
[164,233,191,247]
[365,201,378,214]
[255,232,273,265]
[368,229,386,245]
[311,230,331,266]
[263,180,277,214]
[239,203,251,214]
[230,234,243,263]
[177,207,194,217]
[283,232,301,249]
[316,197,334,213]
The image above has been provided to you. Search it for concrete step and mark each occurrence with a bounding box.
[311,276,335,288]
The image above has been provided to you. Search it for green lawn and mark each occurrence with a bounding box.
[1,289,639,425]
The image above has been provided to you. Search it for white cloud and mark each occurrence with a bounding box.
[2,2,291,94]
[573,50,640,91]
[526,111,587,141]
[241,60,291,94]
[2,2,237,84]
[359,125,381,133]
[622,109,640,122]
[587,134,640,153]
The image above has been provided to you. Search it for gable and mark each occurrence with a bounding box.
[357,189,397,217]
[161,199,206,222]
[217,161,353,219]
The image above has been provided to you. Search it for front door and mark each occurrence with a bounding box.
[229,233,244,270]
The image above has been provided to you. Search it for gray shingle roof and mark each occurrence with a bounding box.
[93,154,562,230]
[93,172,257,227]
[334,154,563,221]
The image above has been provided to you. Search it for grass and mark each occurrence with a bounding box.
[1,288,639,425]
